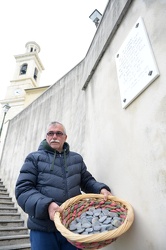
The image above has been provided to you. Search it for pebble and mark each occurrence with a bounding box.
[99,216,107,223]
[68,206,125,235]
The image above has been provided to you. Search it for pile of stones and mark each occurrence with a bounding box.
[68,206,125,235]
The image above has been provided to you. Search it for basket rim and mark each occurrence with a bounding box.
[54,194,134,244]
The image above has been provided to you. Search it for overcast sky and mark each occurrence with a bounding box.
[0,0,108,100]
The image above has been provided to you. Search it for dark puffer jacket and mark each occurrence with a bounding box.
[15,139,110,232]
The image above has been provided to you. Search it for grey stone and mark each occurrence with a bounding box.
[112,219,122,228]
[106,224,114,230]
[94,225,101,231]
[92,217,100,225]
[68,205,123,235]
[103,217,112,224]
[99,215,107,223]
[102,209,110,216]
[77,228,85,233]
[69,224,77,231]
[82,222,92,228]
[76,222,82,229]
[86,210,93,216]
[108,212,118,217]
[85,228,94,233]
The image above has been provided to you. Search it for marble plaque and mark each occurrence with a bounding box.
[115,17,160,108]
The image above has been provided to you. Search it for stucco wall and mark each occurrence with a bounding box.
[0,0,166,249]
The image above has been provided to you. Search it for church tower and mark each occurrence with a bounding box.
[0,41,44,119]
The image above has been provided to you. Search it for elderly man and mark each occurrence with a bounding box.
[15,121,112,250]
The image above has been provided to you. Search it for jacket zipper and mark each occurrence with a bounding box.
[59,154,69,200]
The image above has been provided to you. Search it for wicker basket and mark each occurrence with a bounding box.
[54,194,134,249]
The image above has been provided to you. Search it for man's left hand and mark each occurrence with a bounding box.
[100,188,113,200]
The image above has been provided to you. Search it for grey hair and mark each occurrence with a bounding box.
[46,121,66,134]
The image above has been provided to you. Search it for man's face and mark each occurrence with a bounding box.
[46,124,67,152]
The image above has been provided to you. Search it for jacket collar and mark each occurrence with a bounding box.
[38,139,70,154]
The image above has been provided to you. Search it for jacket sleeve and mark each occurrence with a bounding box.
[15,153,54,220]
[80,160,111,194]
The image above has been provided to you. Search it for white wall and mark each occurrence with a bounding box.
[0,0,166,249]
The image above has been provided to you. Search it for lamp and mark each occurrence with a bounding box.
[89,9,102,27]
[0,103,11,139]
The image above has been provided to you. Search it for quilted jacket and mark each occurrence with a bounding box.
[15,139,110,232]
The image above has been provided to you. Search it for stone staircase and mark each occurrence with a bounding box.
[0,178,31,250]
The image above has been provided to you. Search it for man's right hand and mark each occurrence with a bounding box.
[48,202,62,221]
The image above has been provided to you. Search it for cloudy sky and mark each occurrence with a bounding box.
[0,0,108,100]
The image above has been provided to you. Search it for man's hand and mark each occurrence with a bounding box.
[48,202,62,221]
[100,188,113,201]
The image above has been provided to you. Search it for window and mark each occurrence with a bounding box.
[34,67,38,81]
[20,64,28,75]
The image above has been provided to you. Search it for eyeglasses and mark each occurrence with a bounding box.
[46,131,65,137]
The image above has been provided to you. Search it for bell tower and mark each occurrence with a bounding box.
[1,41,44,117]
[9,41,44,97]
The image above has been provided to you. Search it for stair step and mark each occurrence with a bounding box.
[0,226,29,236]
[0,196,12,202]
[0,201,15,207]
[0,192,9,197]
[0,178,30,249]
[0,235,30,246]
[0,188,7,193]
[0,213,21,220]
[0,243,31,250]
[0,207,18,213]
[0,219,24,227]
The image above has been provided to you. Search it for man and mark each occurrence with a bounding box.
[15,121,112,250]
